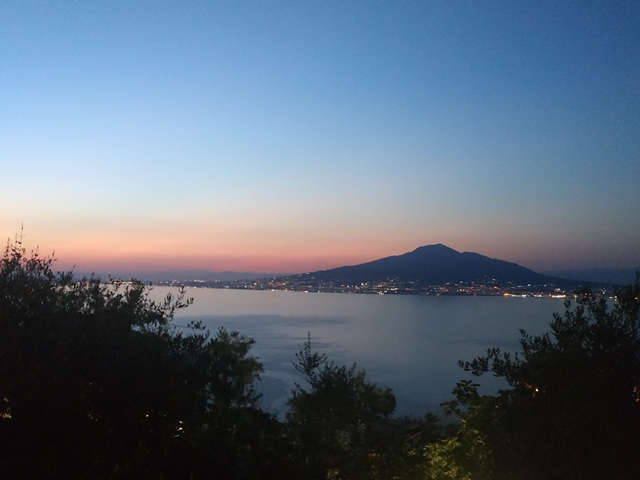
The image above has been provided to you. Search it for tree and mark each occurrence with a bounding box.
[429,277,640,480]
[0,235,270,479]
[286,334,397,479]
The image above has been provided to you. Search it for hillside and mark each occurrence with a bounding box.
[297,244,574,287]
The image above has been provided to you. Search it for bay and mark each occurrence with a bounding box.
[153,287,568,417]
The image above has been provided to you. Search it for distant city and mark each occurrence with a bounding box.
[152,275,590,298]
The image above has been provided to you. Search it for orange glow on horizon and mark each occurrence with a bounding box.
[53,251,380,275]
[48,241,391,275]
[9,224,633,276]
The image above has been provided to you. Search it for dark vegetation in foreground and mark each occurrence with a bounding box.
[1,237,639,479]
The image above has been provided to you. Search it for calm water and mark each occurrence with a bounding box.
[153,287,568,417]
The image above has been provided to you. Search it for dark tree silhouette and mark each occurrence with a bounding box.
[429,277,640,480]
[0,236,275,479]
[286,334,398,479]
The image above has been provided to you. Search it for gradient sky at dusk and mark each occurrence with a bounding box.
[2,1,639,274]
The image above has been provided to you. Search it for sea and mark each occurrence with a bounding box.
[152,287,569,418]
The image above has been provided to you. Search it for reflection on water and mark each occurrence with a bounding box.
[154,288,567,416]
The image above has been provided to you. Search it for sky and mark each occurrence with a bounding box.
[2,1,639,275]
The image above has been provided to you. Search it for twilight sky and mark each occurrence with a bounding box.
[2,1,639,275]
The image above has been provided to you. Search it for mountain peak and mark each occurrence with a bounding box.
[412,244,460,254]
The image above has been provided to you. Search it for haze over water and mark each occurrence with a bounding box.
[162,287,568,416]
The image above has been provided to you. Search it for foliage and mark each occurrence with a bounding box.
[0,236,271,479]
[286,334,400,479]
[432,277,640,480]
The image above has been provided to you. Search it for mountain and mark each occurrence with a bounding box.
[73,269,283,282]
[543,268,639,286]
[133,270,284,282]
[296,244,576,287]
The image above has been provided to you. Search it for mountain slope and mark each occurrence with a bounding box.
[302,244,569,286]
[543,268,638,286]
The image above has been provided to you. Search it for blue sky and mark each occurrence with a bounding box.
[2,1,639,273]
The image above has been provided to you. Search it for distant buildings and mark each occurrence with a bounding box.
[155,276,614,298]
